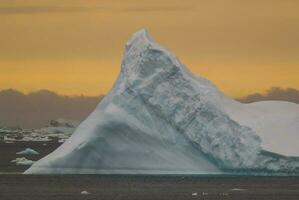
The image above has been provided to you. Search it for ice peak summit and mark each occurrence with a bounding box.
[121,29,187,87]
[126,29,154,48]
[120,29,218,97]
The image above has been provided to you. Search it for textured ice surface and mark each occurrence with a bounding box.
[25,29,299,175]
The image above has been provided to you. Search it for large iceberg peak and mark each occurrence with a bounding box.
[120,29,184,85]
[25,29,299,175]
[117,30,263,170]
[119,29,220,99]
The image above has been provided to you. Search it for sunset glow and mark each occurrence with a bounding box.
[1,0,298,97]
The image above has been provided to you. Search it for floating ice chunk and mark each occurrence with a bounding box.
[220,192,229,196]
[11,157,35,165]
[58,139,66,143]
[16,148,39,155]
[81,191,90,195]
[202,192,208,196]
[231,188,247,191]
[5,141,15,144]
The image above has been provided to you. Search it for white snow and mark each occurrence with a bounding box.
[11,157,35,166]
[16,148,39,155]
[25,29,299,175]
[220,99,299,156]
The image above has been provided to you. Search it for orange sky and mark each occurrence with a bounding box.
[0,0,298,97]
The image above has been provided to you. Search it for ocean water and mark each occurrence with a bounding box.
[0,174,299,200]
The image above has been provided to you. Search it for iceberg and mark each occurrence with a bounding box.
[25,29,299,175]
[16,148,39,155]
[11,157,35,166]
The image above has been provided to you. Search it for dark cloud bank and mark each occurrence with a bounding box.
[0,89,103,128]
[0,87,298,128]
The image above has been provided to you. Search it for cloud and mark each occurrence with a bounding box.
[1,87,298,127]
[0,89,103,128]
[237,87,299,104]
[0,5,193,14]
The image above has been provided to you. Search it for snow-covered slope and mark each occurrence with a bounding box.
[221,99,299,156]
[25,29,299,175]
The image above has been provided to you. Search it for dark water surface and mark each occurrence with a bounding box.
[0,174,299,200]
[1,141,299,199]
[0,141,61,173]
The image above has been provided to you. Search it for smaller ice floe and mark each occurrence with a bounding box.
[4,136,16,143]
[16,148,39,155]
[220,192,229,196]
[58,139,66,143]
[202,192,208,196]
[191,192,198,196]
[231,188,247,191]
[11,157,35,165]
[81,191,90,195]
[50,119,80,128]
[39,127,74,135]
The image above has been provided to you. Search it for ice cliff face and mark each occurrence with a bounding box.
[25,30,299,175]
